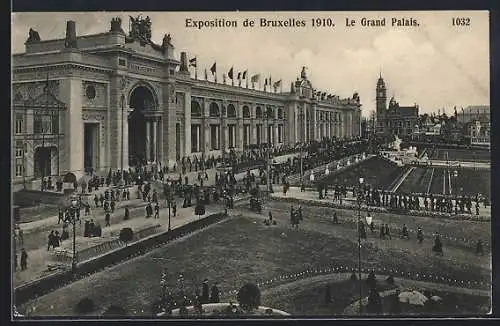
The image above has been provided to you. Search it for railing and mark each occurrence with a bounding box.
[53,224,162,263]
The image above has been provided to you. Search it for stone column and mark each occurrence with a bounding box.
[158,118,163,164]
[162,81,177,168]
[294,108,298,143]
[58,77,84,178]
[303,107,308,143]
[121,105,130,170]
[273,121,279,145]
[152,120,157,162]
[184,92,192,156]
[145,120,151,162]
[250,112,257,144]
[237,117,243,150]
[203,100,210,154]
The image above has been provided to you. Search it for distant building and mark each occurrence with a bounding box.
[456,105,490,124]
[375,74,419,137]
[467,118,490,148]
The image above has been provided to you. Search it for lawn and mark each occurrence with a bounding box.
[397,167,433,194]
[263,278,396,316]
[266,202,491,253]
[321,157,404,191]
[426,167,490,197]
[20,205,491,317]
[452,168,491,198]
[431,148,490,163]
[262,277,489,316]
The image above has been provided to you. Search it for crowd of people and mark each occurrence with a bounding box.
[312,181,486,217]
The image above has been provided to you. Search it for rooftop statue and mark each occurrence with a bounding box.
[110,17,124,33]
[26,28,41,43]
[300,66,307,79]
[129,15,152,42]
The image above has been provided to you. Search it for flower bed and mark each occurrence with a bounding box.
[158,303,290,317]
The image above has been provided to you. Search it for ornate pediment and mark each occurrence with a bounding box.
[24,91,66,109]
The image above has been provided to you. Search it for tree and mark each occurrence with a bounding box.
[366,288,382,314]
[237,283,261,312]
[119,227,133,243]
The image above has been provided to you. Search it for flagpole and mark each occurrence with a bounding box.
[195,57,198,80]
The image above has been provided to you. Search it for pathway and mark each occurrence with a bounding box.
[14,199,226,288]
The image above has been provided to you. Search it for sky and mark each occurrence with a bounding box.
[12,11,490,117]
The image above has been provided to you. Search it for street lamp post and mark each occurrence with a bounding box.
[166,181,173,231]
[357,177,364,315]
[66,197,80,273]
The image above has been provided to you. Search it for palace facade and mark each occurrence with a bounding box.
[12,17,361,189]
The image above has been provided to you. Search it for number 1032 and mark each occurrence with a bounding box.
[452,17,471,26]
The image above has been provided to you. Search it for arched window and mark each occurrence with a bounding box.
[266,106,274,119]
[242,105,250,118]
[278,108,284,119]
[209,102,220,117]
[227,104,236,118]
[255,107,262,119]
[191,101,202,117]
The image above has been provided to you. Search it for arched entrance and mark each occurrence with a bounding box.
[128,85,157,166]
[34,146,57,178]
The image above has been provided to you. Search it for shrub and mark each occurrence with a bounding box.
[119,228,133,242]
[102,305,127,317]
[237,283,261,311]
[74,297,95,314]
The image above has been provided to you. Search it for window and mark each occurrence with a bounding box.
[242,106,250,119]
[227,104,236,118]
[118,59,126,66]
[15,141,23,158]
[191,101,202,117]
[15,160,24,177]
[34,114,58,134]
[15,113,23,134]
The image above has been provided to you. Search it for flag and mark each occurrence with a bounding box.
[237,72,241,80]
[189,57,197,67]
[251,74,260,83]
[242,70,247,79]
[210,62,216,75]
[273,80,282,93]
[228,67,234,80]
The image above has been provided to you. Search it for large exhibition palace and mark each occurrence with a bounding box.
[12,16,361,189]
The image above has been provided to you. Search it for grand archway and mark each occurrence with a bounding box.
[128,85,157,166]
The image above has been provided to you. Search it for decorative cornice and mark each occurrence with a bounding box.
[13,62,113,75]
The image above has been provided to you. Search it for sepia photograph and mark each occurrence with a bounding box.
[11,10,491,318]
